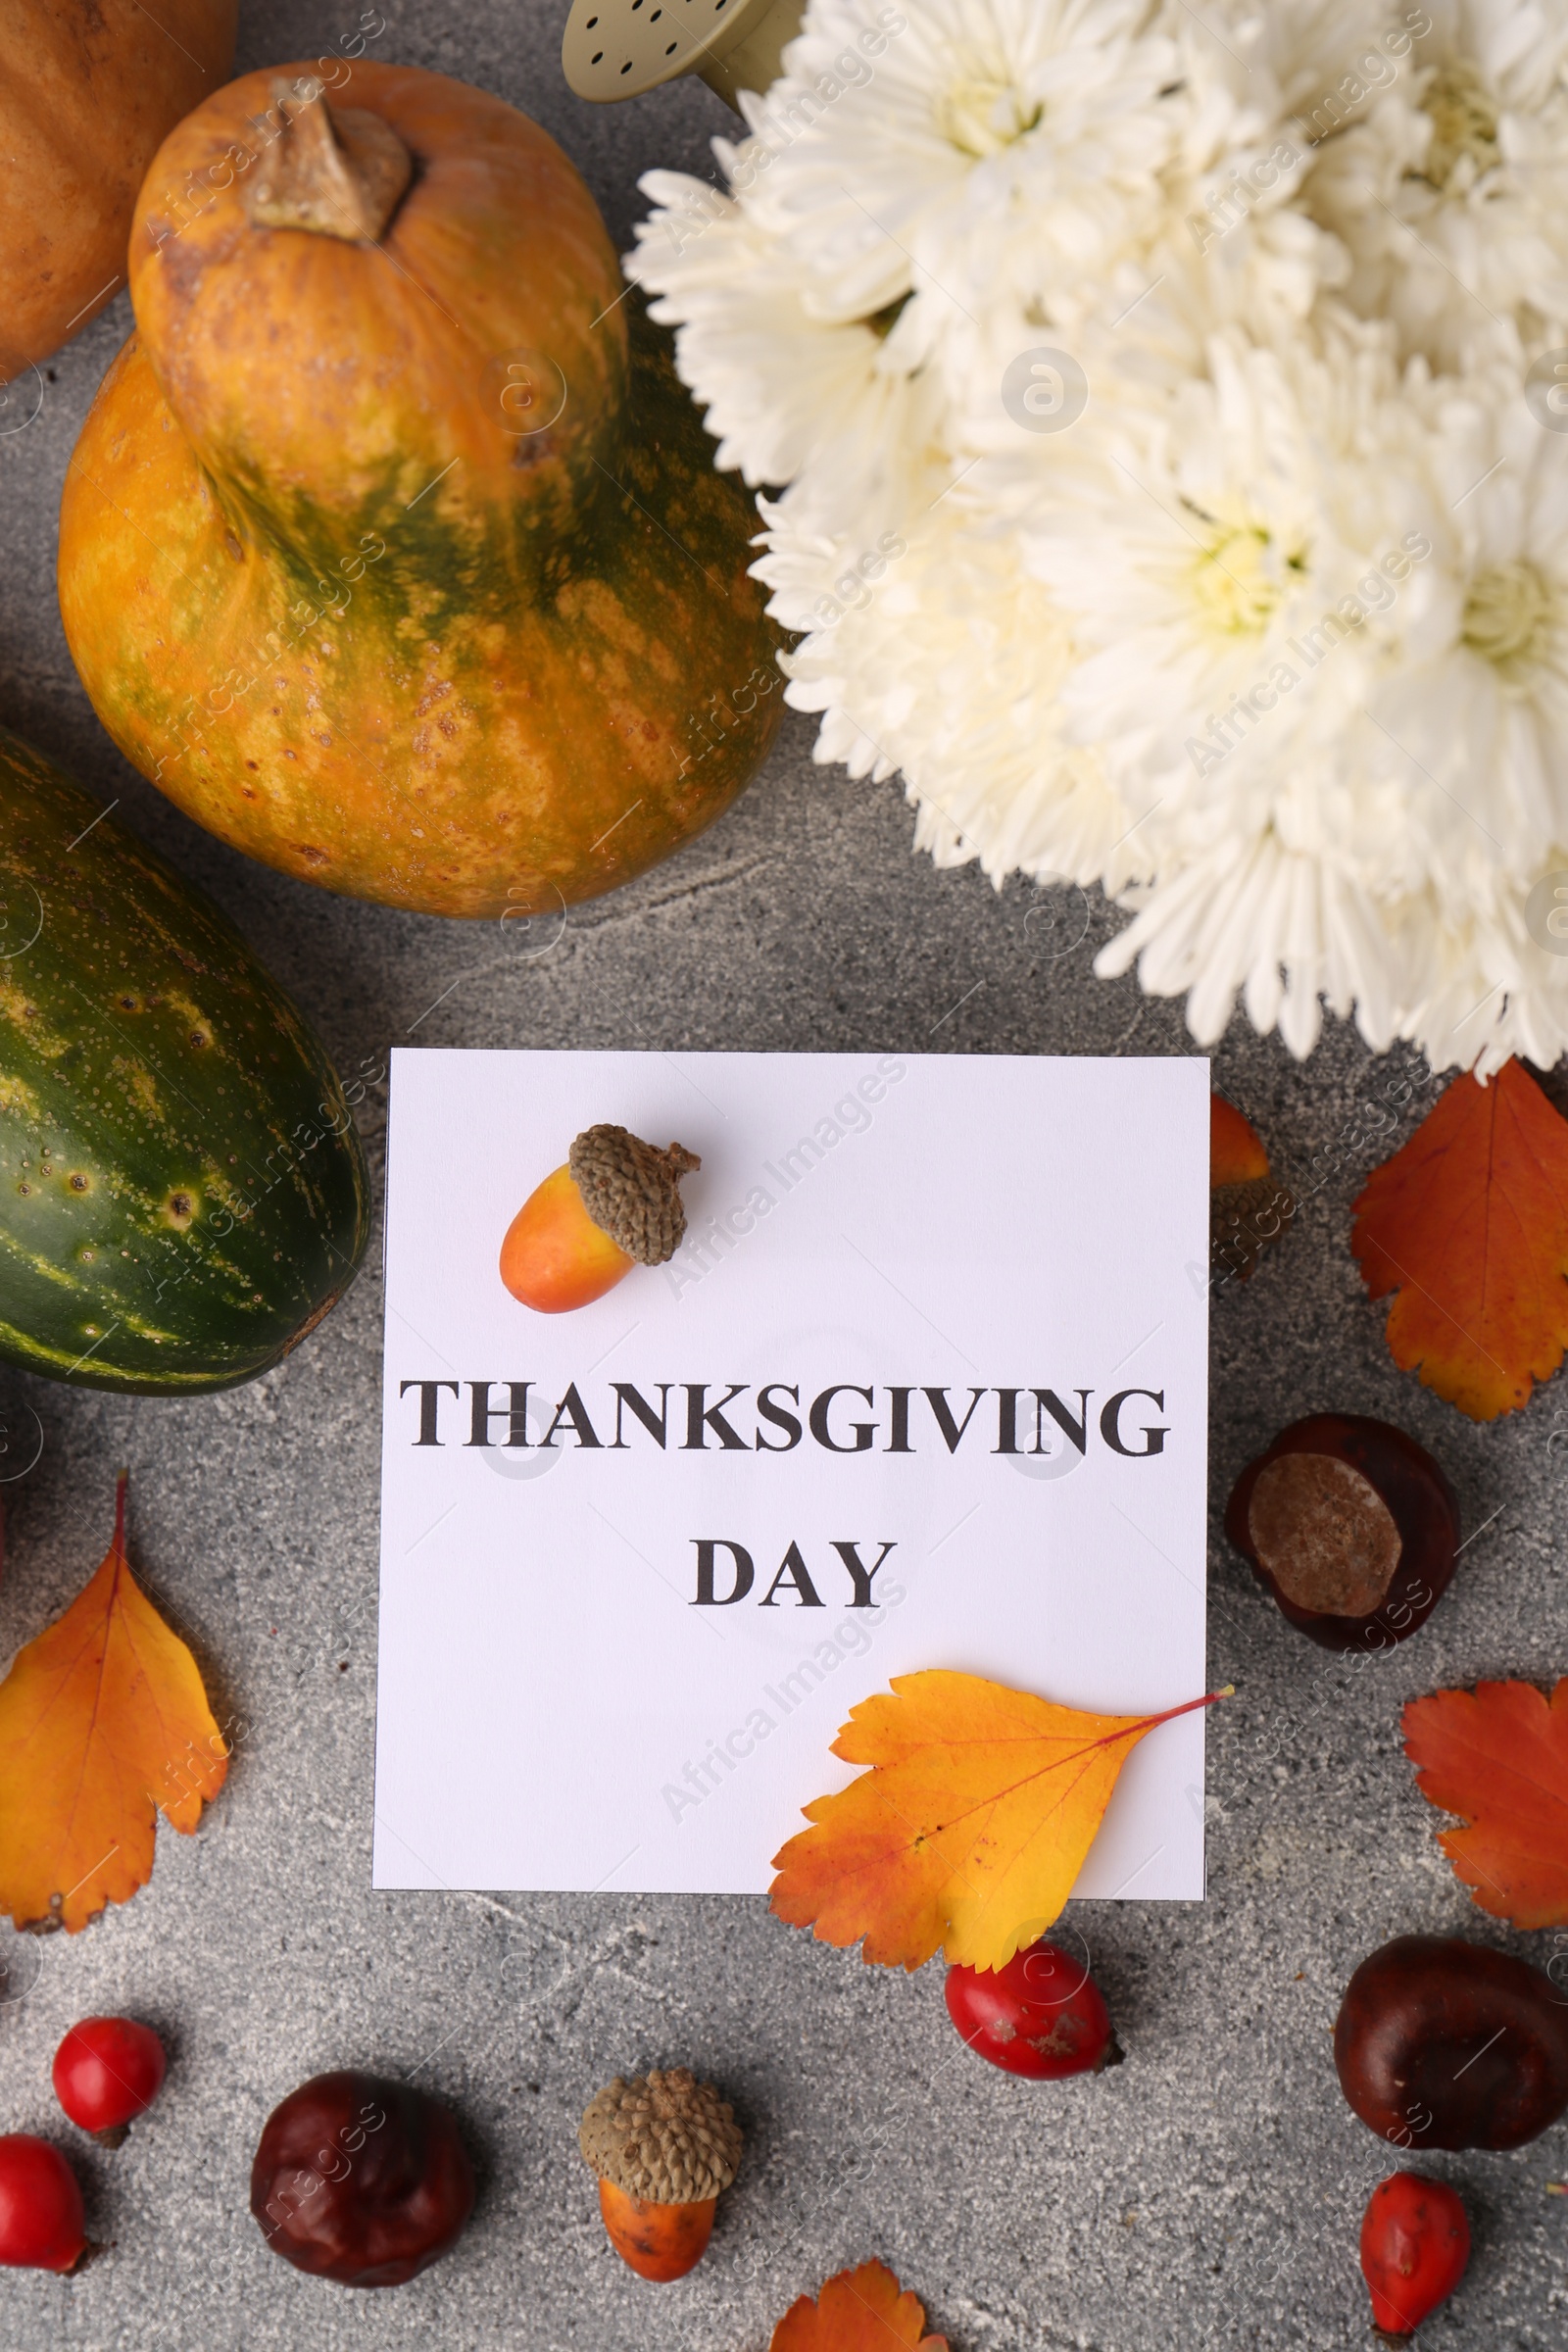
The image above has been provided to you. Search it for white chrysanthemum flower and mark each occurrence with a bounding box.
[1374,373,1568,1071]
[986,321,1431,1054]
[1005,328,1568,1067]
[631,0,1568,1070]
[627,172,934,536]
[631,0,1200,482]
[743,0,1184,330]
[760,480,1128,886]
[1011,325,1425,807]
[1401,907,1568,1079]
[1301,0,1568,370]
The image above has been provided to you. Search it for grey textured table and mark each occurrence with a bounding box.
[1,5,1565,2346]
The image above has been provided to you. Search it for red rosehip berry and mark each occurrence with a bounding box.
[53,2017,167,2146]
[1360,2172,1470,2340]
[945,1937,1121,2080]
[0,2135,87,2273]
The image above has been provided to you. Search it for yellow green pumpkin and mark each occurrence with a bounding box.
[58,64,781,920]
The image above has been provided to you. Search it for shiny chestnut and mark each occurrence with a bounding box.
[1225,1413,1458,1650]
[250,2070,474,2287]
[1335,1936,1568,2152]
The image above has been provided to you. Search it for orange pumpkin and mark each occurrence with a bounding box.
[57,64,782,920]
[0,0,236,375]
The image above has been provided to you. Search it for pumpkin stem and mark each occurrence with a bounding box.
[242,76,412,243]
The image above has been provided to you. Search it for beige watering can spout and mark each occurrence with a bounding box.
[562,0,806,109]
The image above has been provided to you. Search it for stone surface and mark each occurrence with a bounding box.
[0,5,1565,2346]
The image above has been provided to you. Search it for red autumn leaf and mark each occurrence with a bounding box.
[1402,1680,1568,1929]
[770,2259,948,2352]
[1351,1057,1568,1420]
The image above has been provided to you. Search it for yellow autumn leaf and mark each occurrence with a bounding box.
[770,1669,1222,1972]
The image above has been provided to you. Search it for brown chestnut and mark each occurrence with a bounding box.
[1335,1936,1568,2152]
[250,2070,474,2287]
[1225,1413,1458,1650]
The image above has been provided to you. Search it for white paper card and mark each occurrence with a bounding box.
[373,1049,1210,1899]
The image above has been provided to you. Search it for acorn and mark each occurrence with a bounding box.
[500,1126,700,1313]
[578,2067,742,2281]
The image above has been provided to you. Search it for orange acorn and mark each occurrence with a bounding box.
[500,1126,700,1313]
[578,2067,742,2282]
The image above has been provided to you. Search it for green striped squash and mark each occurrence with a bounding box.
[0,726,368,1391]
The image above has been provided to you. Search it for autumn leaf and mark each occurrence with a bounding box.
[0,1473,227,1932]
[1211,1094,1269,1186]
[1211,1095,1293,1281]
[771,2260,948,2352]
[769,1670,1222,1973]
[1351,1057,1568,1420]
[1402,1680,1568,1929]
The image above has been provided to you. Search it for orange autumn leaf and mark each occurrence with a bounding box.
[1210,1095,1293,1281]
[1402,1680,1568,1929]
[0,1473,227,1932]
[1351,1057,1568,1420]
[771,2260,948,2352]
[1210,1094,1270,1186]
[769,1669,1221,1973]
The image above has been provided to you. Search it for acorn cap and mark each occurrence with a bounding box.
[568,1126,700,1266]
[578,2068,742,2204]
